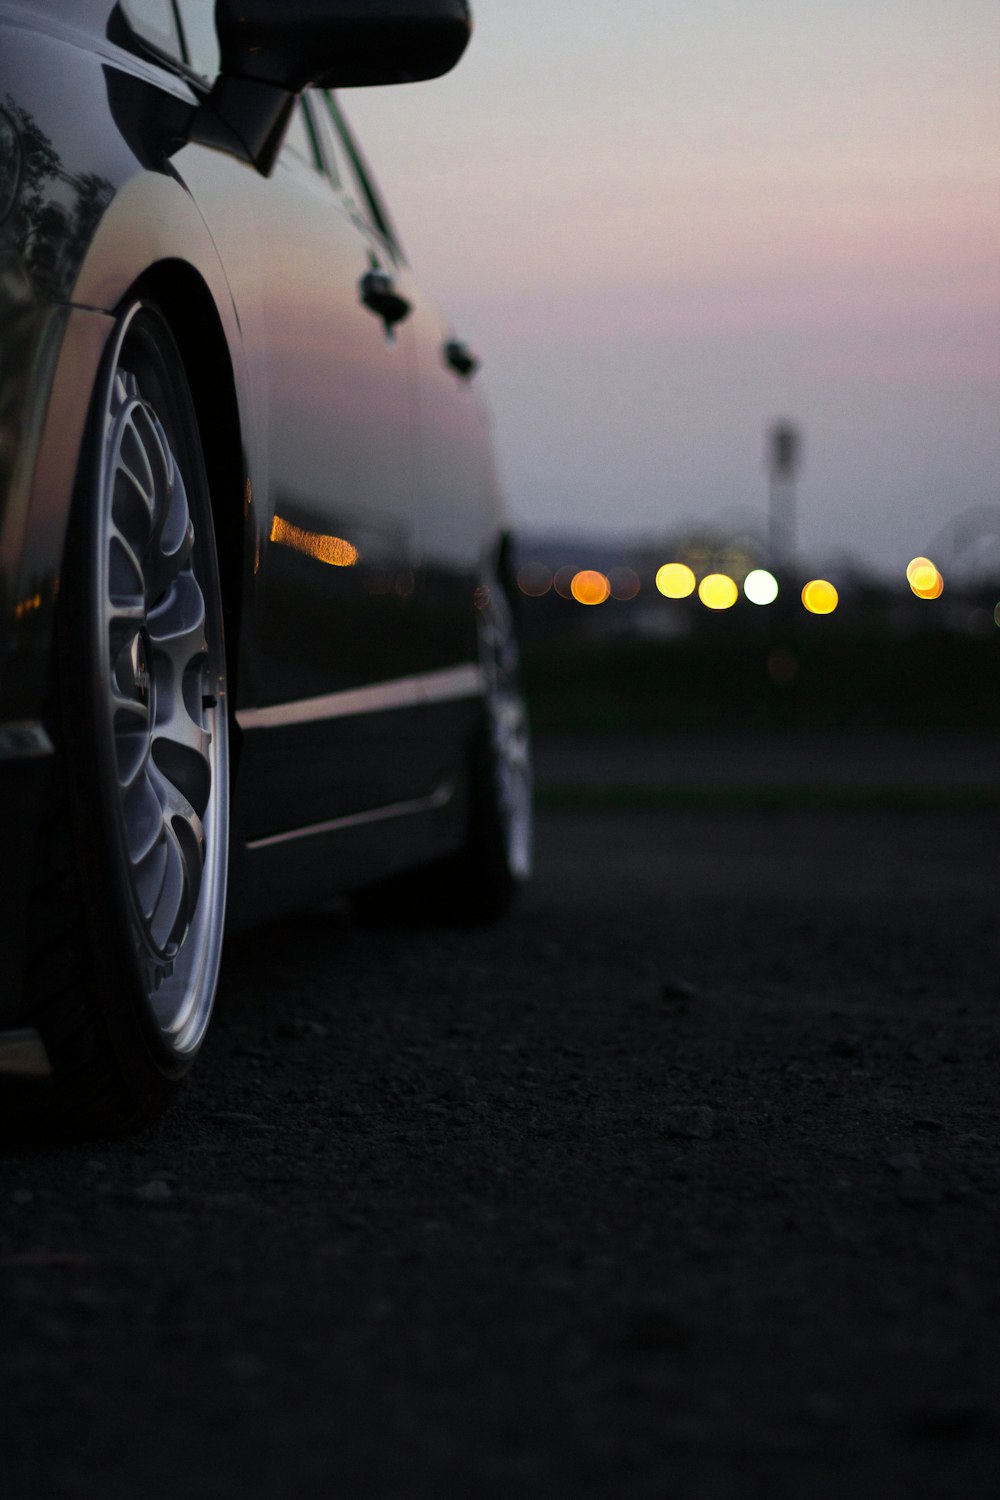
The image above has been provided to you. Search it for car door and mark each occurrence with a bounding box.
[168,44,428,841]
[230,98,422,708]
[312,92,500,700]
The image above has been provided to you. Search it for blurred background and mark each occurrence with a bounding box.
[346,0,1000,754]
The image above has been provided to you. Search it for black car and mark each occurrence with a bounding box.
[0,0,532,1131]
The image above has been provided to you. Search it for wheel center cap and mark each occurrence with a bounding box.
[131,630,152,710]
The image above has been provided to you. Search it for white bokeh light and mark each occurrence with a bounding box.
[743,569,779,606]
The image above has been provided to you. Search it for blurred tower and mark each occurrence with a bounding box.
[766,421,802,571]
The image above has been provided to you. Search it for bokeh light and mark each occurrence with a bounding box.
[553,565,576,599]
[517,561,551,597]
[801,579,839,614]
[907,558,943,599]
[608,566,640,601]
[656,562,696,599]
[905,556,934,583]
[912,570,943,599]
[698,573,738,610]
[570,569,611,605]
[743,569,779,606]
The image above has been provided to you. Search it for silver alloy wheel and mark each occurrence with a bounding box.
[479,583,533,880]
[92,310,228,1057]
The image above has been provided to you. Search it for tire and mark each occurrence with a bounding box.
[464,578,534,916]
[354,577,533,926]
[14,301,229,1134]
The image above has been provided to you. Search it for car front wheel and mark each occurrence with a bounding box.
[17,302,229,1134]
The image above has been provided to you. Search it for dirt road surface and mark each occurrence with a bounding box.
[2,764,999,1497]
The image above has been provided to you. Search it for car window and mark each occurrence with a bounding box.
[314,92,399,250]
[174,0,220,81]
[310,95,355,200]
[119,0,184,60]
[281,99,325,176]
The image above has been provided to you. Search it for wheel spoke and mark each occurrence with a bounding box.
[148,761,206,911]
[133,839,169,923]
[148,829,186,952]
[107,527,145,608]
[113,722,150,790]
[155,457,193,568]
[147,570,206,677]
[123,773,163,867]
[110,671,150,721]
[120,396,167,514]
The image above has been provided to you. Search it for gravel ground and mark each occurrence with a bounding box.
[1,797,999,1498]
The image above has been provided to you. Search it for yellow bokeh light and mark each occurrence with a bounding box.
[570,569,611,605]
[909,563,943,599]
[801,579,839,615]
[655,562,696,599]
[698,573,738,610]
[905,556,934,583]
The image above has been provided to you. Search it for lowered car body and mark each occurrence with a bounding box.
[0,0,531,1129]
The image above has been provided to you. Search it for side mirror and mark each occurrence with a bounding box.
[194,0,471,176]
[215,0,472,92]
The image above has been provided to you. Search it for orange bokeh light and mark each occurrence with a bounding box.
[608,566,640,601]
[906,555,943,598]
[909,565,943,599]
[570,569,611,605]
[517,562,552,597]
[553,566,577,599]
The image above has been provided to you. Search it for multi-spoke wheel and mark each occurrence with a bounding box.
[476,582,533,889]
[20,302,228,1132]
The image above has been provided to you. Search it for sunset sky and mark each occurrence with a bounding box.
[345,0,1000,577]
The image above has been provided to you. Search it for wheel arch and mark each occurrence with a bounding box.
[124,261,248,738]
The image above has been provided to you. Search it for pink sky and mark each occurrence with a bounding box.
[346,0,1000,576]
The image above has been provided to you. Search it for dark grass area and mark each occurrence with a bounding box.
[536,784,1000,813]
[522,632,1000,735]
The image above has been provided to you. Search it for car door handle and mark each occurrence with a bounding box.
[359,268,412,329]
[444,339,479,379]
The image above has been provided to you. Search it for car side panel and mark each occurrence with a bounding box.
[405,281,507,666]
[0,6,507,1021]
